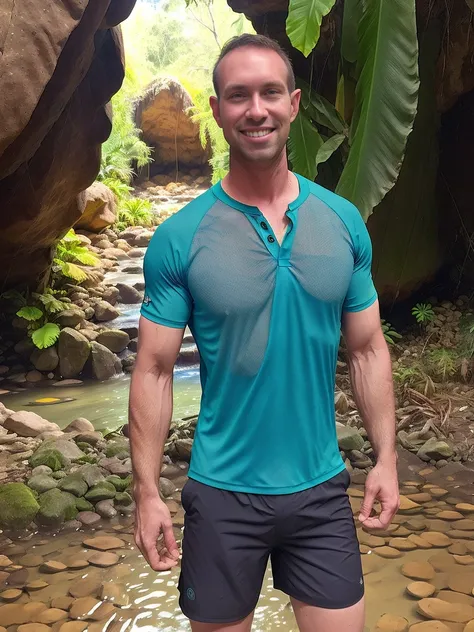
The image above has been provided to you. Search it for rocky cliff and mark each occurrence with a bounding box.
[0,0,136,290]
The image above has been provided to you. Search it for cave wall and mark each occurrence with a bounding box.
[0,0,136,290]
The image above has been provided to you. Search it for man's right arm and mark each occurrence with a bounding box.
[129,315,184,571]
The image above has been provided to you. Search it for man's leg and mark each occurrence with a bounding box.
[190,612,254,632]
[292,596,365,632]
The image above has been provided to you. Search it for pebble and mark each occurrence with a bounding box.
[407,518,427,531]
[373,546,402,559]
[19,555,43,567]
[26,580,48,591]
[447,571,474,594]
[408,623,451,631]
[358,533,386,548]
[88,601,116,621]
[456,519,474,531]
[449,543,468,555]
[100,582,129,607]
[406,582,436,599]
[0,589,22,602]
[82,536,124,551]
[436,511,463,521]
[374,613,408,631]
[437,590,474,606]
[69,597,99,619]
[447,530,474,539]
[407,493,433,503]
[430,488,449,498]
[58,623,88,632]
[420,532,452,547]
[389,538,417,551]
[402,561,436,581]
[37,608,68,624]
[464,622,474,632]
[51,596,74,610]
[77,511,101,526]
[66,558,89,570]
[69,577,102,599]
[455,556,474,566]
[408,534,433,550]
[455,503,474,514]
[428,520,451,533]
[0,556,12,568]
[399,496,421,512]
[88,552,119,568]
[17,626,51,632]
[429,553,456,572]
[40,561,67,574]
[417,597,474,622]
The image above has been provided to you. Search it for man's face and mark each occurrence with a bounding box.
[210,47,301,165]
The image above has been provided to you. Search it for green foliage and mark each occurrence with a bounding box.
[428,348,457,381]
[16,306,43,322]
[393,365,422,386]
[99,178,133,204]
[32,323,61,350]
[336,0,420,219]
[116,197,154,232]
[381,319,402,345]
[288,111,324,181]
[411,302,435,325]
[458,313,474,360]
[52,229,99,284]
[286,0,336,58]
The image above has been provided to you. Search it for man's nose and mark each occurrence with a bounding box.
[246,95,267,120]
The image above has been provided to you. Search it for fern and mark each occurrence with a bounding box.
[428,348,457,381]
[412,302,435,325]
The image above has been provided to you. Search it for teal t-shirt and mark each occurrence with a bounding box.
[141,174,377,494]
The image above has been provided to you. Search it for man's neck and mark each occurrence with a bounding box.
[222,151,293,207]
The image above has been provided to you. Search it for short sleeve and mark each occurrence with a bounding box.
[343,207,378,313]
[140,222,192,328]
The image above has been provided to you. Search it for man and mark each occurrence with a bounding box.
[130,33,399,632]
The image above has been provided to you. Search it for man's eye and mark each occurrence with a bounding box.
[266,89,280,96]
[230,93,244,100]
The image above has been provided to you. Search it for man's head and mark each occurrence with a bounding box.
[210,34,300,166]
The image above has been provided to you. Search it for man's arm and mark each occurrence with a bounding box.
[129,316,184,570]
[342,300,400,529]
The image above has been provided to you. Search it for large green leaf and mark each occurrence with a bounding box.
[286,0,336,57]
[54,260,88,282]
[288,111,324,180]
[315,134,346,176]
[34,293,67,314]
[16,306,43,321]
[32,323,61,350]
[336,0,419,220]
[297,79,348,135]
[341,0,359,63]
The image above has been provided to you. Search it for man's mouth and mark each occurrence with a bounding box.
[241,129,274,138]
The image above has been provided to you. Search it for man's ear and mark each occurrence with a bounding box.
[209,95,222,129]
[289,89,302,123]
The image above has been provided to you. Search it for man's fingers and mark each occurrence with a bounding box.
[359,485,377,522]
[142,537,162,570]
[162,521,180,559]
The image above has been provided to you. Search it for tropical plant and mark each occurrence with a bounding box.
[381,319,402,345]
[412,302,435,326]
[428,348,457,381]
[52,229,100,284]
[116,198,154,232]
[458,313,474,359]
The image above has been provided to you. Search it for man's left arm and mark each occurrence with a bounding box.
[342,300,400,529]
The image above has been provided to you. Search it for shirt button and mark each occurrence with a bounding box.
[260,221,268,230]
[267,235,275,243]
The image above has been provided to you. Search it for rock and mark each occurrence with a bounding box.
[25,370,43,383]
[27,474,58,494]
[175,438,193,461]
[75,497,94,512]
[100,582,129,607]
[0,604,31,626]
[437,510,463,520]
[0,483,39,529]
[447,571,474,594]
[406,582,436,598]
[408,534,433,550]
[336,423,364,451]
[40,560,67,573]
[31,465,53,477]
[0,555,12,568]
[74,182,117,232]
[17,626,51,632]
[75,431,102,446]
[402,561,436,581]
[417,597,474,622]
[29,448,67,472]
[58,474,88,497]
[418,438,454,461]
[453,555,474,565]
[83,535,124,551]
[64,418,95,433]
[88,551,119,567]
[122,264,142,274]
[105,438,129,458]
[57,308,86,328]
[105,474,131,492]
[95,499,117,519]
[58,622,88,632]
[89,341,121,381]
[389,538,417,551]
[52,596,75,610]
[36,489,78,526]
[25,580,48,591]
[374,614,409,631]
[36,438,85,461]
[3,411,60,437]
[115,283,143,304]
[78,465,106,487]
[85,481,116,502]
[101,286,120,305]
[373,546,402,559]
[115,491,133,506]
[69,596,100,620]
[399,495,421,512]
[94,301,121,322]
[420,532,452,547]
[408,623,451,631]
[69,577,102,599]
[77,511,101,526]
[66,558,89,570]
[430,488,449,498]
[20,554,43,567]
[58,329,90,379]
[159,478,175,498]
[37,608,68,624]
[0,588,22,602]
[95,330,130,352]
[456,503,474,514]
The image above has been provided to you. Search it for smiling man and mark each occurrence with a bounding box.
[130,34,399,632]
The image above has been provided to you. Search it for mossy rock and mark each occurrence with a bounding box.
[52,471,67,480]
[27,474,58,494]
[75,455,98,465]
[76,442,92,452]
[85,481,116,503]
[58,473,88,497]
[0,483,40,530]
[106,475,132,492]
[75,497,94,512]
[105,438,130,459]
[29,449,67,472]
[36,488,78,526]
[115,491,133,506]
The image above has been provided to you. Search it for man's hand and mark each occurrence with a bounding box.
[134,493,180,571]
[358,462,400,530]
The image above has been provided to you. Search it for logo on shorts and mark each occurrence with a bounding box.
[143,295,151,306]
[186,587,196,601]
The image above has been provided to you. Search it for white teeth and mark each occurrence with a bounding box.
[243,130,272,138]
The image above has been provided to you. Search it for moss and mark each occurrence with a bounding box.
[106,475,132,492]
[36,488,78,526]
[0,483,40,530]
[75,455,98,465]
[58,474,88,497]
[115,491,133,506]
[105,439,130,458]
[29,449,67,472]
[75,497,94,512]
[85,482,116,502]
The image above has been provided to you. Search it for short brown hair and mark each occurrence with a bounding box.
[212,33,296,98]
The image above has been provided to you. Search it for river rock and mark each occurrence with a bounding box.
[115,283,143,304]
[37,607,68,624]
[27,474,58,494]
[373,546,402,559]
[390,538,417,551]
[437,510,463,521]
[69,596,100,619]
[336,423,364,451]
[40,560,67,573]
[102,286,120,306]
[25,580,48,591]
[36,489,78,526]
[95,500,117,519]
[96,330,130,353]
[94,301,120,322]
[421,532,452,547]
[0,483,39,529]
[59,622,88,632]
[417,597,474,622]
[0,605,30,626]
[0,588,22,602]
[85,481,116,502]
[158,478,175,498]
[77,511,101,526]
[3,411,60,437]
[418,438,454,461]
[57,308,86,328]
[78,465,105,487]
[83,535,124,551]
[464,622,474,632]
[88,551,119,567]
[58,329,90,379]
[408,534,433,550]
[89,341,121,381]
[75,431,103,446]
[406,582,436,598]
[31,466,53,477]
[408,623,451,631]
[58,474,88,497]
[64,418,95,434]
[29,448,66,472]
[447,571,474,594]
[453,555,474,565]
[75,497,94,512]
[75,182,117,232]
[100,582,129,607]
[115,491,133,506]
[456,503,474,514]
[105,437,129,458]
[106,475,131,492]
[20,554,43,568]
[402,561,436,581]
[374,613,408,631]
[39,438,84,462]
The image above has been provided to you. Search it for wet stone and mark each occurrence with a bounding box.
[17,626,51,632]
[358,532,385,548]
[447,571,474,594]
[65,558,89,571]
[51,596,74,610]
[417,597,474,622]
[389,538,417,551]
[453,555,474,565]
[88,552,119,568]
[58,624,88,632]
[69,577,102,599]
[431,488,449,498]
[429,553,456,572]
[408,534,433,550]
[455,503,474,514]
[0,589,22,602]
[406,582,436,599]
[69,597,99,620]
[37,608,68,624]
[0,556,12,568]
[7,568,29,587]
[456,519,474,531]
[82,536,124,551]
[19,555,43,567]
[420,532,452,547]
[402,561,436,581]
[88,601,116,621]
[40,561,66,574]
[436,511,464,521]
[428,520,451,533]
[77,511,101,526]
[407,493,433,503]
[407,518,427,531]
[448,543,468,555]
[374,613,409,631]
[408,623,451,631]
[26,580,49,592]
[437,590,474,607]
[373,546,402,559]
[100,583,129,607]
[447,530,474,539]
[399,496,421,512]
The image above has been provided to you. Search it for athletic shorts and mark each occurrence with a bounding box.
[178,468,364,624]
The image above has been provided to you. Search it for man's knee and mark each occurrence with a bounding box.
[190,612,254,632]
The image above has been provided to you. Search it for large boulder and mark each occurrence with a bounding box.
[417,438,454,461]
[0,483,40,530]
[134,78,210,174]
[94,300,121,322]
[89,341,121,381]
[336,423,364,451]
[3,410,61,437]
[38,438,86,462]
[96,329,130,352]
[74,182,117,232]
[115,283,143,304]
[36,488,78,526]
[30,346,59,372]
[64,417,95,433]
[0,0,137,290]
[58,328,90,378]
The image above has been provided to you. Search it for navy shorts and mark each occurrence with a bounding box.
[178,469,364,623]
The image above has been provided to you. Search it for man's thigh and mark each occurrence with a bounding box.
[271,468,364,611]
[179,479,272,625]
[292,596,365,632]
